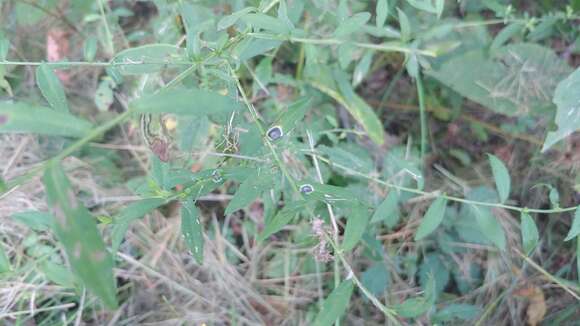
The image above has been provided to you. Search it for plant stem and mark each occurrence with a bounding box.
[0,60,193,67]
[416,71,428,163]
[97,0,115,56]
[247,33,437,57]
[230,65,400,323]
[309,153,579,214]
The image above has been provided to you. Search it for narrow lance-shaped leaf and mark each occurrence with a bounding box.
[181,200,204,264]
[407,0,437,13]
[435,0,444,18]
[242,13,290,34]
[268,97,311,139]
[371,191,399,227]
[415,197,448,240]
[394,275,436,318]
[341,205,370,251]
[542,68,580,151]
[36,63,69,113]
[225,170,275,216]
[257,201,306,242]
[577,238,580,283]
[520,212,539,255]
[43,162,117,309]
[111,198,166,253]
[131,88,240,116]
[470,205,506,250]
[353,52,373,87]
[0,245,10,273]
[334,12,371,38]
[376,0,389,28]
[333,69,384,145]
[0,102,93,137]
[217,7,256,30]
[11,211,54,231]
[564,206,580,241]
[312,279,354,326]
[397,8,411,41]
[488,154,511,203]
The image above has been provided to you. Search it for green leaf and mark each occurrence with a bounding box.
[11,211,54,231]
[234,38,282,62]
[258,201,306,242]
[225,170,275,216]
[470,205,506,250]
[312,279,354,326]
[376,0,389,28]
[435,0,444,18]
[432,304,482,323]
[543,68,580,151]
[269,97,311,138]
[371,191,399,226]
[0,102,93,137]
[341,205,370,251]
[0,245,10,273]
[577,238,580,283]
[111,198,166,253]
[487,154,511,203]
[83,36,98,61]
[490,23,524,51]
[520,212,539,255]
[36,63,69,113]
[242,13,290,34]
[415,197,448,240]
[353,51,373,87]
[361,262,389,296]
[333,69,384,144]
[131,88,240,115]
[564,206,580,241]
[407,0,437,13]
[427,44,571,116]
[43,162,117,309]
[218,7,256,30]
[0,32,9,61]
[394,275,435,318]
[111,44,186,75]
[335,12,371,38]
[39,261,75,288]
[181,200,204,264]
[397,8,411,41]
[277,0,294,30]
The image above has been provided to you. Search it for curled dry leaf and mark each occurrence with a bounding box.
[514,285,547,326]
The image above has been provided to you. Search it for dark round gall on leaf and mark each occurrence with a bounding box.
[266,125,284,141]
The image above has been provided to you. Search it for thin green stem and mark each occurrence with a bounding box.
[377,66,404,116]
[247,33,437,57]
[0,60,193,67]
[97,0,115,56]
[309,153,579,214]
[514,248,580,300]
[416,71,428,163]
[230,65,399,323]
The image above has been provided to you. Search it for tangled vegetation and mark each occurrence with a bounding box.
[1,0,580,325]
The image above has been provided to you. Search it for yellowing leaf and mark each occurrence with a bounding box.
[43,162,117,309]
